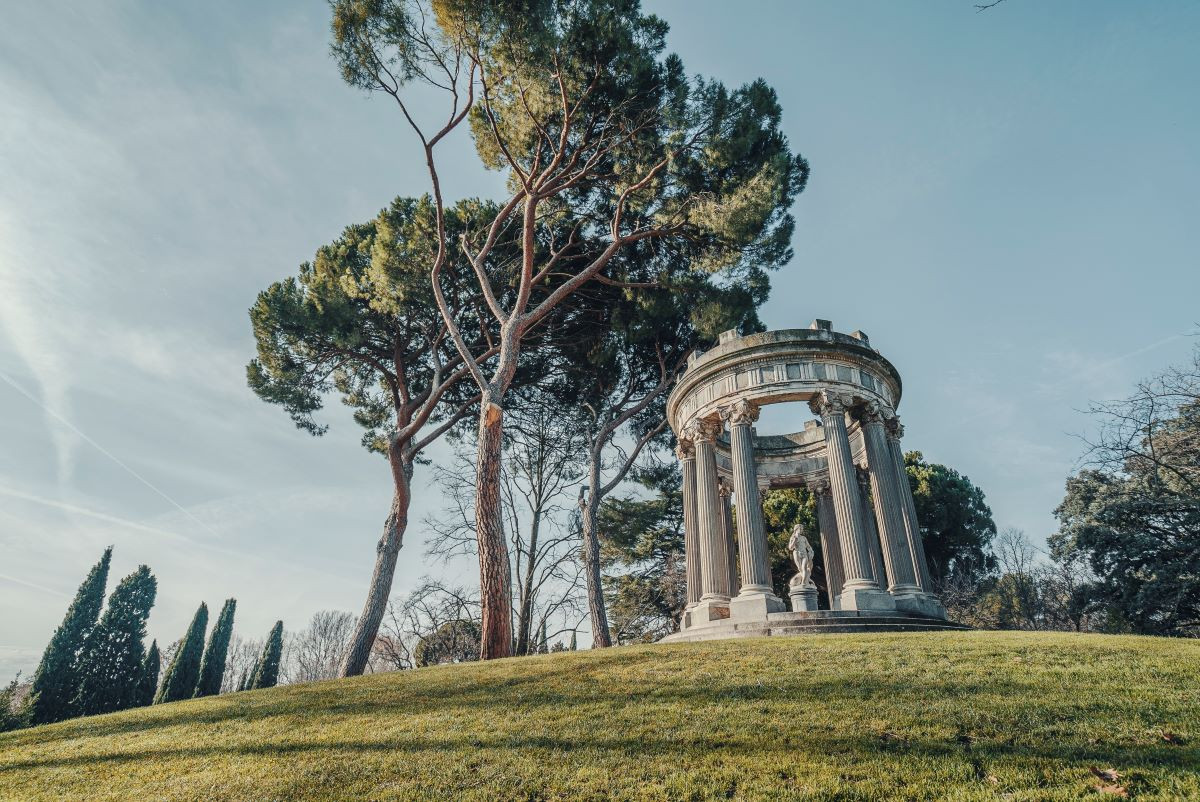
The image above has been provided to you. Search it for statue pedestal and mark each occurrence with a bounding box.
[789,581,819,612]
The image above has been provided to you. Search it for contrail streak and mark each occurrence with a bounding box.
[0,572,68,597]
[0,367,223,539]
[0,484,195,544]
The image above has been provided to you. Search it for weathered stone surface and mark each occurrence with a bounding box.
[666,321,954,640]
[789,585,819,612]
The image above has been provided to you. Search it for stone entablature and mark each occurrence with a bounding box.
[667,320,948,639]
[668,323,902,435]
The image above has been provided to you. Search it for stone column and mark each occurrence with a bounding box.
[887,419,935,591]
[861,404,921,596]
[719,480,740,597]
[813,479,845,610]
[810,391,894,611]
[856,468,886,587]
[722,399,786,620]
[677,439,701,621]
[690,417,731,621]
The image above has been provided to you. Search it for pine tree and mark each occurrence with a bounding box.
[195,598,236,698]
[73,566,157,716]
[28,547,112,724]
[249,621,283,690]
[155,602,208,704]
[135,640,160,707]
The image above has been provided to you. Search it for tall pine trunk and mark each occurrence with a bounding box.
[339,453,411,677]
[476,398,513,659]
[582,450,612,648]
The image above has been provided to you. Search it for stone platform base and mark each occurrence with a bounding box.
[660,610,969,643]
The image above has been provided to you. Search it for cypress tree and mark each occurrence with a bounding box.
[569,631,577,651]
[73,566,157,716]
[28,547,112,724]
[155,602,208,704]
[135,640,160,707]
[249,621,284,690]
[195,598,236,698]
[236,668,250,693]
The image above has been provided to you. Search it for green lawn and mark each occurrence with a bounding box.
[1,631,1197,801]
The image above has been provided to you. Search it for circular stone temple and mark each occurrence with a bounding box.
[661,320,961,641]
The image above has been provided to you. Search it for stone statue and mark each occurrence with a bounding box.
[787,525,815,589]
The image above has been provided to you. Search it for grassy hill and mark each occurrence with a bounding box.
[1,631,1197,801]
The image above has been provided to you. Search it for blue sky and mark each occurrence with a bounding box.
[2,0,1197,678]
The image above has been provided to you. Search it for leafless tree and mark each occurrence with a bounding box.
[370,579,482,669]
[157,639,181,692]
[990,527,1043,630]
[283,611,356,684]
[577,348,680,649]
[221,635,263,693]
[1039,554,1103,633]
[962,528,1104,632]
[368,600,414,673]
[1079,344,1200,494]
[426,402,587,654]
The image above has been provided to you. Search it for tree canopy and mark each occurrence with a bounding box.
[73,566,157,717]
[904,451,998,586]
[1051,345,1200,636]
[28,547,112,725]
[597,462,686,643]
[328,0,808,658]
[247,196,515,676]
[156,603,208,704]
[195,599,236,698]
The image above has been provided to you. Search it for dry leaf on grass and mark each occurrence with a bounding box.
[1089,767,1128,797]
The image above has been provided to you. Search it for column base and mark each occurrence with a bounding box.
[891,592,947,620]
[691,598,731,625]
[788,585,819,612]
[837,586,897,612]
[729,591,786,622]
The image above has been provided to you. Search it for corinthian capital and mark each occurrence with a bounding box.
[674,438,695,461]
[810,477,831,497]
[860,401,885,424]
[720,398,759,427]
[886,417,905,442]
[808,389,855,418]
[685,416,723,444]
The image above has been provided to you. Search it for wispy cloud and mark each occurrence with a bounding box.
[1039,333,1192,397]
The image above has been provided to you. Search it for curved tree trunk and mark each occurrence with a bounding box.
[578,485,609,648]
[477,398,513,659]
[339,456,411,677]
